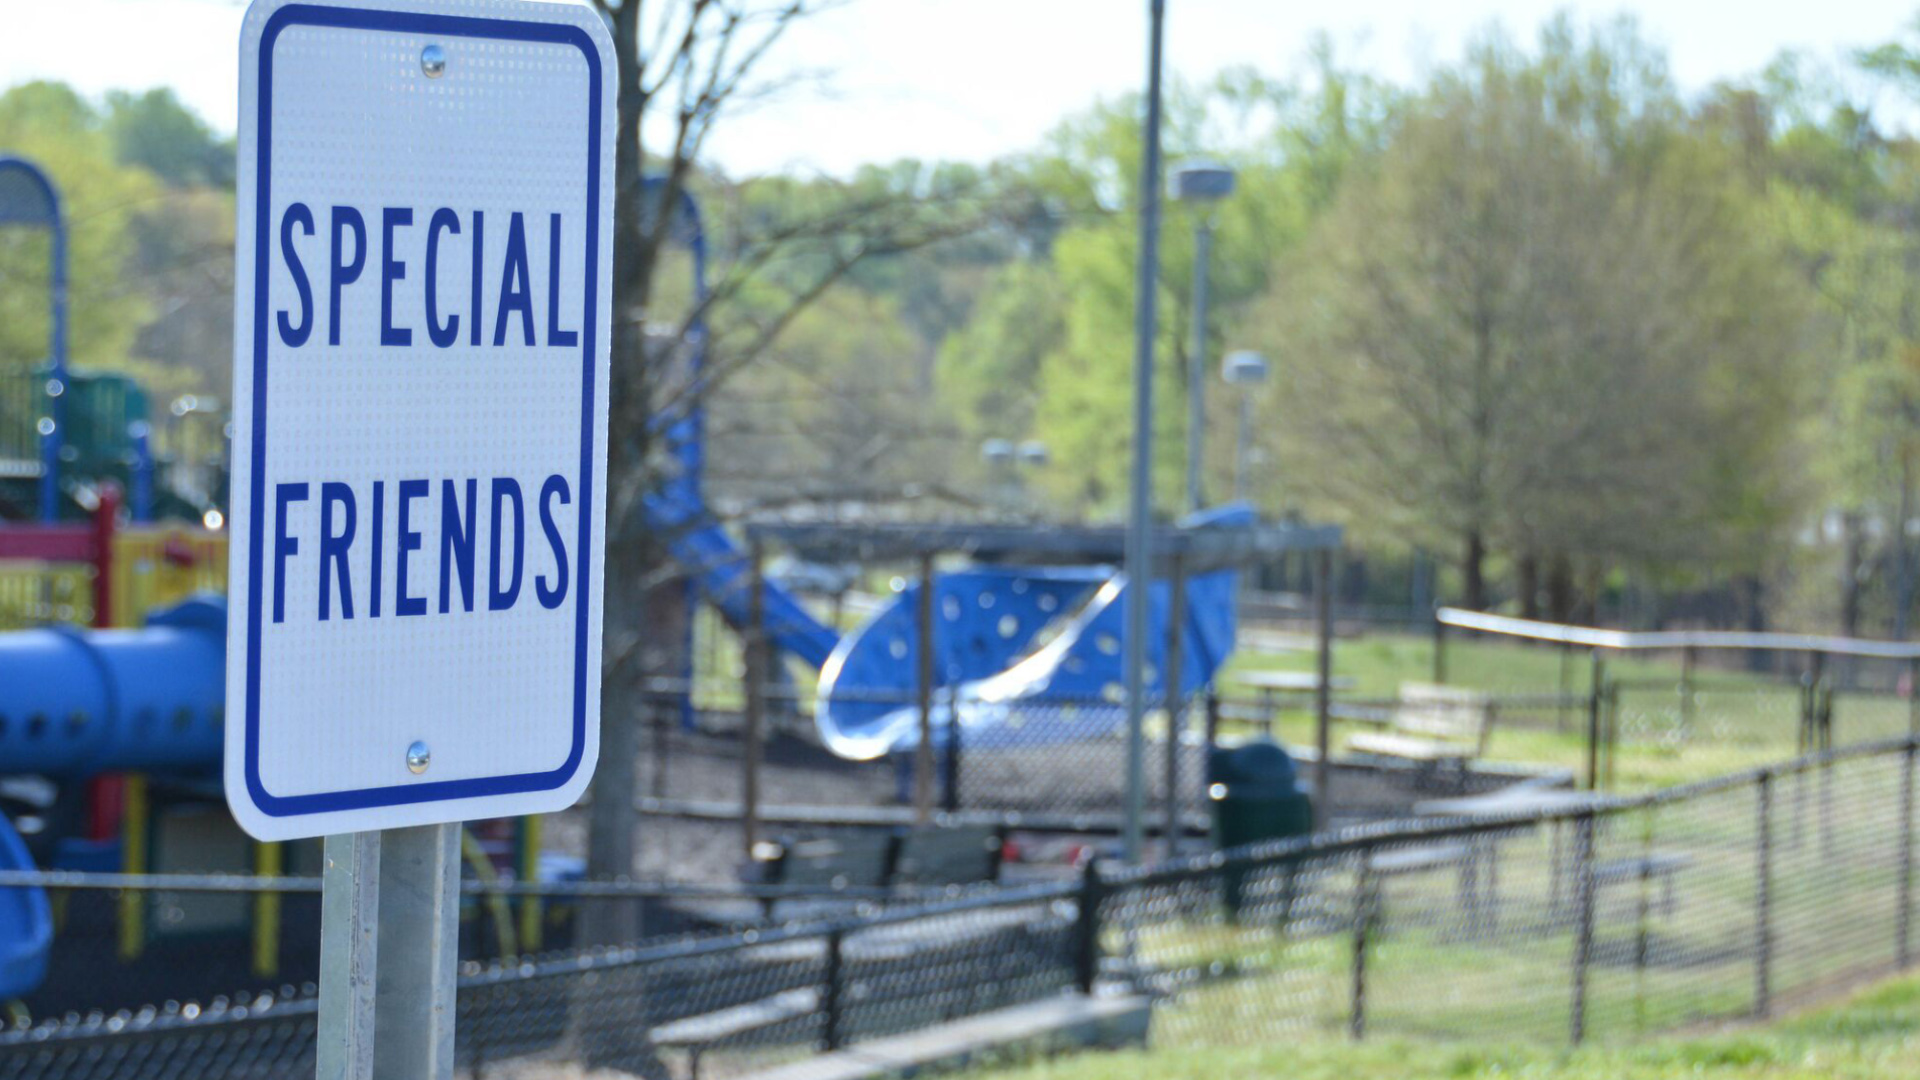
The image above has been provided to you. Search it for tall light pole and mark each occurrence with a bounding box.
[1172,161,1235,515]
[1123,0,1168,866]
[1222,350,1269,501]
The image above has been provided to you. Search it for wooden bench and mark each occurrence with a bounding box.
[739,993,1150,1080]
[749,824,1007,920]
[892,824,1005,887]
[1349,682,1493,779]
[750,830,898,922]
[1369,841,1501,930]
[755,831,898,890]
[650,987,820,1080]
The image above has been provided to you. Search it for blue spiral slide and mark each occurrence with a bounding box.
[0,813,51,1001]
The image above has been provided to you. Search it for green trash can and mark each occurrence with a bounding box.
[1208,739,1314,916]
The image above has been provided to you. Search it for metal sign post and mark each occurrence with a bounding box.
[230,2,615,1074]
[317,824,459,1080]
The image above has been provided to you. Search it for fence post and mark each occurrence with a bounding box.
[1820,685,1836,858]
[915,553,937,826]
[1585,652,1606,791]
[742,539,767,858]
[1633,810,1654,1035]
[943,679,962,815]
[1074,860,1105,994]
[1164,558,1187,855]
[1679,645,1696,741]
[1901,743,1916,969]
[1910,658,1920,737]
[1432,611,1447,684]
[1558,642,1573,733]
[1204,688,1221,760]
[940,676,960,810]
[1816,653,1832,751]
[1314,548,1335,830]
[1755,772,1773,1018]
[1604,678,1622,792]
[650,696,671,800]
[1799,651,1827,755]
[1570,811,1597,1046]
[1350,848,1375,1041]
[822,927,846,1051]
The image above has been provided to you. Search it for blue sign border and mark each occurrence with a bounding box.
[244,4,601,818]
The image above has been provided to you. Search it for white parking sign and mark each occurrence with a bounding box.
[227,0,613,839]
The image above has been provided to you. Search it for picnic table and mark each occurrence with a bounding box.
[1414,784,1611,819]
[1416,785,1690,922]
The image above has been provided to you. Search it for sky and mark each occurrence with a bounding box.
[3,0,1915,175]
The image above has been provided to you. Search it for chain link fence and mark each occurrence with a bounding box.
[630,686,1223,883]
[0,880,1080,1080]
[1098,735,1920,1049]
[7,737,1918,1079]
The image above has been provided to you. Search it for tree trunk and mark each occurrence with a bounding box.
[1896,454,1915,640]
[1740,573,1769,674]
[1463,529,1488,611]
[583,561,687,947]
[1841,512,1865,638]
[1546,554,1575,625]
[1517,552,1539,620]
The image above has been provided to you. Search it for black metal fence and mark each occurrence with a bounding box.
[0,880,1079,1080]
[1431,609,1920,788]
[7,737,1919,1078]
[1099,734,1920,1048]
[629,685,1224,883]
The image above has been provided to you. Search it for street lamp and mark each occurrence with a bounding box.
[1171,161,1236,515]
[1222,350,1269,502]
[1123,0,1169,867]
[982,438,1047,513]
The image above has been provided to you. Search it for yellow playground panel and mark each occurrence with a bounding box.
[0,524,227,630]
[109,527,228,627]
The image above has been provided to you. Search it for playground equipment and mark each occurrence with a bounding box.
[0,597,224,780]
[0,366,167,521]
[810,509,1252,761]
[0,816,51,1001]
[0,170,1324,1007]
[653,484,1259,759]
[0,158,213,526]
[0,156,68,524]
[0,595,224,1001]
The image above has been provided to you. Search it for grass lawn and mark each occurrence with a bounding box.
[1223,632,1916,790]
[977,968,1920,1079]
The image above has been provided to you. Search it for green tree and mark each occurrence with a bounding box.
[1757,33,1920,636]
[1247,21,1807,612]
[952,53,1395,517]
[104,88,234,189]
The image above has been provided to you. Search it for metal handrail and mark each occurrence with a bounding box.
[0,870,996,903]
[1438,607,1920,660]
